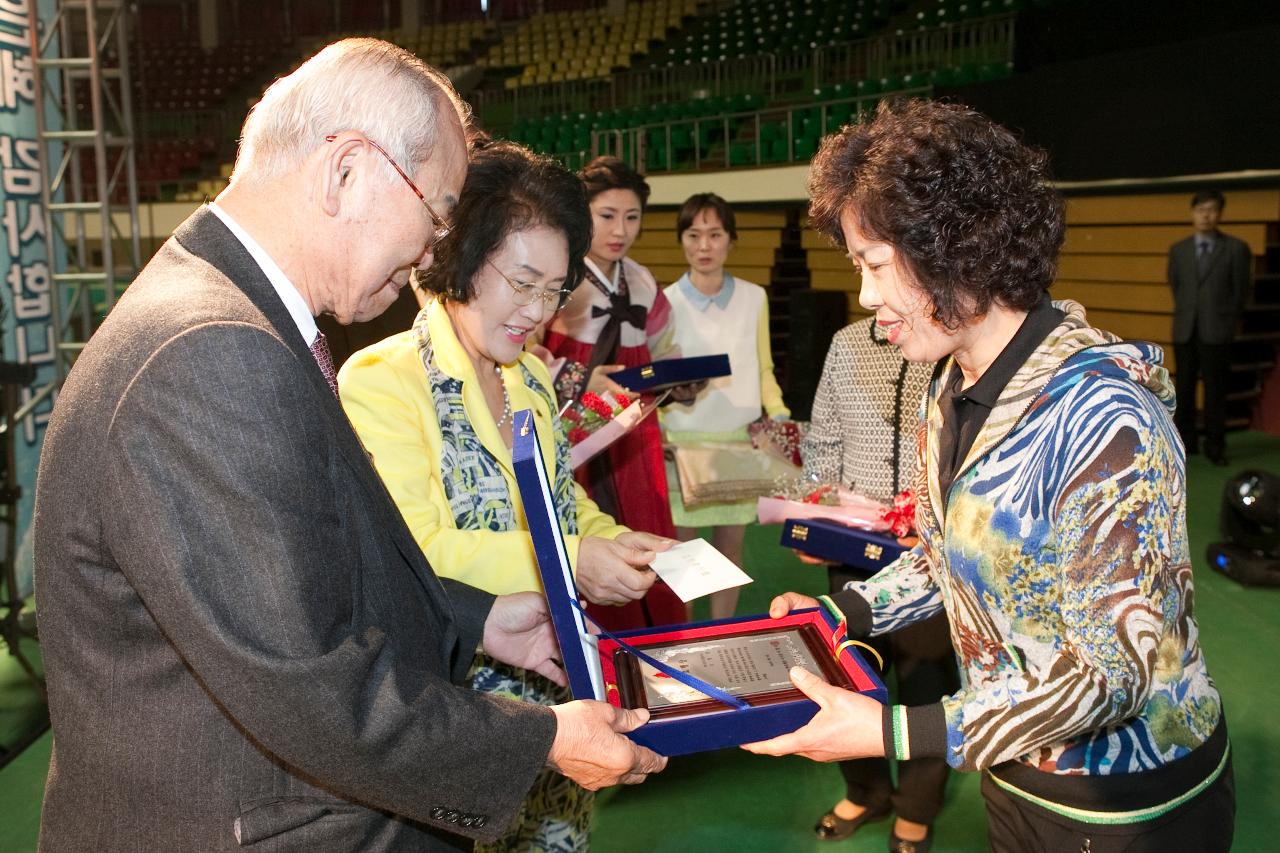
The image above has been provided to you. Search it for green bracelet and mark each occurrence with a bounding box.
[892,705,910,761]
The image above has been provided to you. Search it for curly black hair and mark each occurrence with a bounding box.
[420,141,591,305]
[579,155,651,208]
[808,99,1064,329]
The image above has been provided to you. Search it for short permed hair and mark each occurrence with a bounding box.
[808,99,1065,329]
[579,156,651,208]
[676,193,738,242]
[419,141,590,305]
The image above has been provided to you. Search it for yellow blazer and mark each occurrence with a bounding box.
[338,298,628,596]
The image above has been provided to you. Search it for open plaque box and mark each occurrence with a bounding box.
[512,408,886,756]
[609,354,731,393]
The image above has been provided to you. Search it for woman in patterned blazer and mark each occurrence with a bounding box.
[749,100,1234,853]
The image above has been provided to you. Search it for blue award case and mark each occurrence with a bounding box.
[781,518,906,573]
[609,354,731,393]
[511,409,886,756]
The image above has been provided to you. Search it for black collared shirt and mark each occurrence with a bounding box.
[935,295,1064,506]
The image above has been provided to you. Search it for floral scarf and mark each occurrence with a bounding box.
[413,308,579,537]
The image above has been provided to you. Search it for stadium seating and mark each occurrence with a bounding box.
[660,0,905,66]
[121,0,1039,199]
[479,1,698,89]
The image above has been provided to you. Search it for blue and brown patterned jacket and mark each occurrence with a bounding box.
[833,300,1222,776]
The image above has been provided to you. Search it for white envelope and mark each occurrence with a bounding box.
[648,538,753,603]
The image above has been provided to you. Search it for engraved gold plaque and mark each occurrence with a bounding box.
[792,525,809,542]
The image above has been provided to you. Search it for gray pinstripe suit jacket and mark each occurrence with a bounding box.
[33,208,556,851]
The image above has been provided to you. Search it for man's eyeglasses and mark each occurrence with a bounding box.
[324,134,451,244]
[487,260,573,311]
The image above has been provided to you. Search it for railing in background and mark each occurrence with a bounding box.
[823,11,1016,84]
[590,87,933,174]
[479,54,780,129]
[476,13,1014,128]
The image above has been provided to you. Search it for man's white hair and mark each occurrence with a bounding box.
[231,38,470,186]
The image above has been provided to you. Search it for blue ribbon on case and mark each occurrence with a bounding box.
[570,600,751,711]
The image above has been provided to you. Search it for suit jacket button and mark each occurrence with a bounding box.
[460,817,474,828]
[474,816,487,828]
[445,810,460,823]
[430,807,445,820]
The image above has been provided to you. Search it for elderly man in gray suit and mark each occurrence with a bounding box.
[33,39,664,852]
[1167,189,1252,466]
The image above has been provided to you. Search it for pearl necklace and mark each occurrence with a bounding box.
[493,364,511,429]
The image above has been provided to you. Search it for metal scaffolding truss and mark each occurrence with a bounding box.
[29,0,141,383]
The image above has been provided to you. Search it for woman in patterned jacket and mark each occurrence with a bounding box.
[799,318,958,851]
[748,100,1234,852]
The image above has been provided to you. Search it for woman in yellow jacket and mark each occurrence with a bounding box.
[339,142,672,852]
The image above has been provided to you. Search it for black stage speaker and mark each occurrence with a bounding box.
[1206,470,1280,587]
[786,289,848,421]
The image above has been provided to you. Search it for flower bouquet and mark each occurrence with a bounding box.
[747,417,808,467]
[880,489,917,538]
[564,390,667,469]
[756,476,892,531]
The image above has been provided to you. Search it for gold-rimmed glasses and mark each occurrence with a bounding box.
[324,134,452,244]
[486,259,574,311]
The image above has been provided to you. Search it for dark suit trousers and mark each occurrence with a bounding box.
[1174,335,1230,455]
[828,565,958,825]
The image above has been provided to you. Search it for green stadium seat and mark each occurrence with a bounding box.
[647,138,669,171]
[976,60,1013,81]
[878,74,904,92]
[759,121,785,144]
[671,123,694,149]
[931,66,958,87]
[951,63,978,86]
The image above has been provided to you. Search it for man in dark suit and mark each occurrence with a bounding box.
[33,39,663,852]
[1167,189,1252,465]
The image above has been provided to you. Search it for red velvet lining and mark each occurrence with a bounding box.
[595,609,878,709]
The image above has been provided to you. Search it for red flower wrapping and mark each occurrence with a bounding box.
[568,427,590,445]
[581,392,613,418]
[802,485,835,505]
[881,489,916,537]
[614,392,631,409]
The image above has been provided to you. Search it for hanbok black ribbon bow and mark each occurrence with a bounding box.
[591,297,647,330]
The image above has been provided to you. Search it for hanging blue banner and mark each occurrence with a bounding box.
[1,0,60,598]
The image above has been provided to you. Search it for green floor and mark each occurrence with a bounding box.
[1,432,1277,851]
